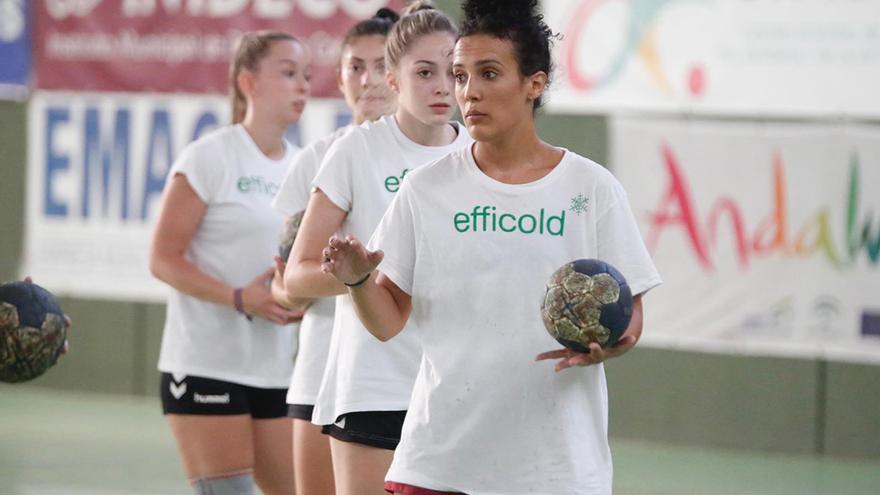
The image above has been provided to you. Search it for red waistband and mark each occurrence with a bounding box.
[385,481,464,495]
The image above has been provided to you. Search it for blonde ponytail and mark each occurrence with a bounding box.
[229,30,299,124]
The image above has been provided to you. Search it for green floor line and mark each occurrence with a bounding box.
[2,386,879,495]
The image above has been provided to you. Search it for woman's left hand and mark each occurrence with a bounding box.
[538,295,644,372]
[535,334,638,372]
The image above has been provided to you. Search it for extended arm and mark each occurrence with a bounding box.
[321,235,412,341]
[279,189,351,302]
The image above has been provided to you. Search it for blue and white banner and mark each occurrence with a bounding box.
[0,0,30,99]
[25,91,348,301]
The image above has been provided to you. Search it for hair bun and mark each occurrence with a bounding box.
[401,0,436,17]
[463,0,538,26]
[374,7,400,23]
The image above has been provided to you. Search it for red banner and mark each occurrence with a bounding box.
[34,0,404,97]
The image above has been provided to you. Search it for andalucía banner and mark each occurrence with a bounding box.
[612,117,880,364]
[544,0,880,117]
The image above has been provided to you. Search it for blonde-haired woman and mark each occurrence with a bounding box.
[271,7,400,495]
[150,30,308,495]
[278,2,470,494]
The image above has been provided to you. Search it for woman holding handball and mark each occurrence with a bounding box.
[270,8,400,495]
[150,31,308,495]
[322,1,662,494]
[279,2,471,493]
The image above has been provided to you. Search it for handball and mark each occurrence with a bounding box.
[279,210,305,261]
[540,259,633,352]
[0,281,67,383]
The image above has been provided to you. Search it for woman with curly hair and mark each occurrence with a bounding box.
[321,1,662,493]
[279,2,470,493]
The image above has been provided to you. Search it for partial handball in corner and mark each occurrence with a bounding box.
[0,281,68,383]
[540,259,633,352]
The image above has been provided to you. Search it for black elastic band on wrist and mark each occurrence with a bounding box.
[344,272,371,288]
[233,288,253,321]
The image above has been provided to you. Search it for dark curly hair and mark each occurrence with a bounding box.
[460,0,555,109]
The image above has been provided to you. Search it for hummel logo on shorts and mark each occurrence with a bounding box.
[169,374,187,399]
[194,393,231,404]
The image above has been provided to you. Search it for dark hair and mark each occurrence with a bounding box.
[230,30,300,124]
[341,8,400,50]
[460,0,555,109]
[385,1,457,71]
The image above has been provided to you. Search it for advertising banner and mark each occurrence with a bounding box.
[33,0,404,97]
[544,0,880,117]
[24,91,349,301]
[612,117,880,364]
[0,0,30,99]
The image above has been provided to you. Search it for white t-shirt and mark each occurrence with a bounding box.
[369,145,662,494]
[272,125,351,405]
[310,115,472,425]
[157,124,299,389]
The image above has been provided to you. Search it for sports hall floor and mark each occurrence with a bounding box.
[2,386,879,495]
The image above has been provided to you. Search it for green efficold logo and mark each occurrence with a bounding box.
[237,176,280,196]
[384,168,410,193]
[454,205,566,236]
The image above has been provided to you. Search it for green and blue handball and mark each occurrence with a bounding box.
[0,281,67,383]
[541,259,633,352]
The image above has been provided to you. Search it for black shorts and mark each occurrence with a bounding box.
[160,373,288,419]
[321,410,407,450]
[287,403,314,421]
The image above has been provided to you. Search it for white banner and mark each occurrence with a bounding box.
[544,0,880,117]
[25,91,349,301]
[612,117,880,364]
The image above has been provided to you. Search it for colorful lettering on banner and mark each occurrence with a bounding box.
[560,0,681,94]
[644,146,879,272]
[544,0,880,117]
[612,117,880,364]
[33,0,405,97]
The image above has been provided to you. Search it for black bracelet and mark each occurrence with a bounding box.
[344,272,372,288]
[233,288,253,321]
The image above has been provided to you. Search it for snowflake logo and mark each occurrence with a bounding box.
[569,193,590,215]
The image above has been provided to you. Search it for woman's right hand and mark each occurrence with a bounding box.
[242,268,304,325]
[321,235,384,285]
